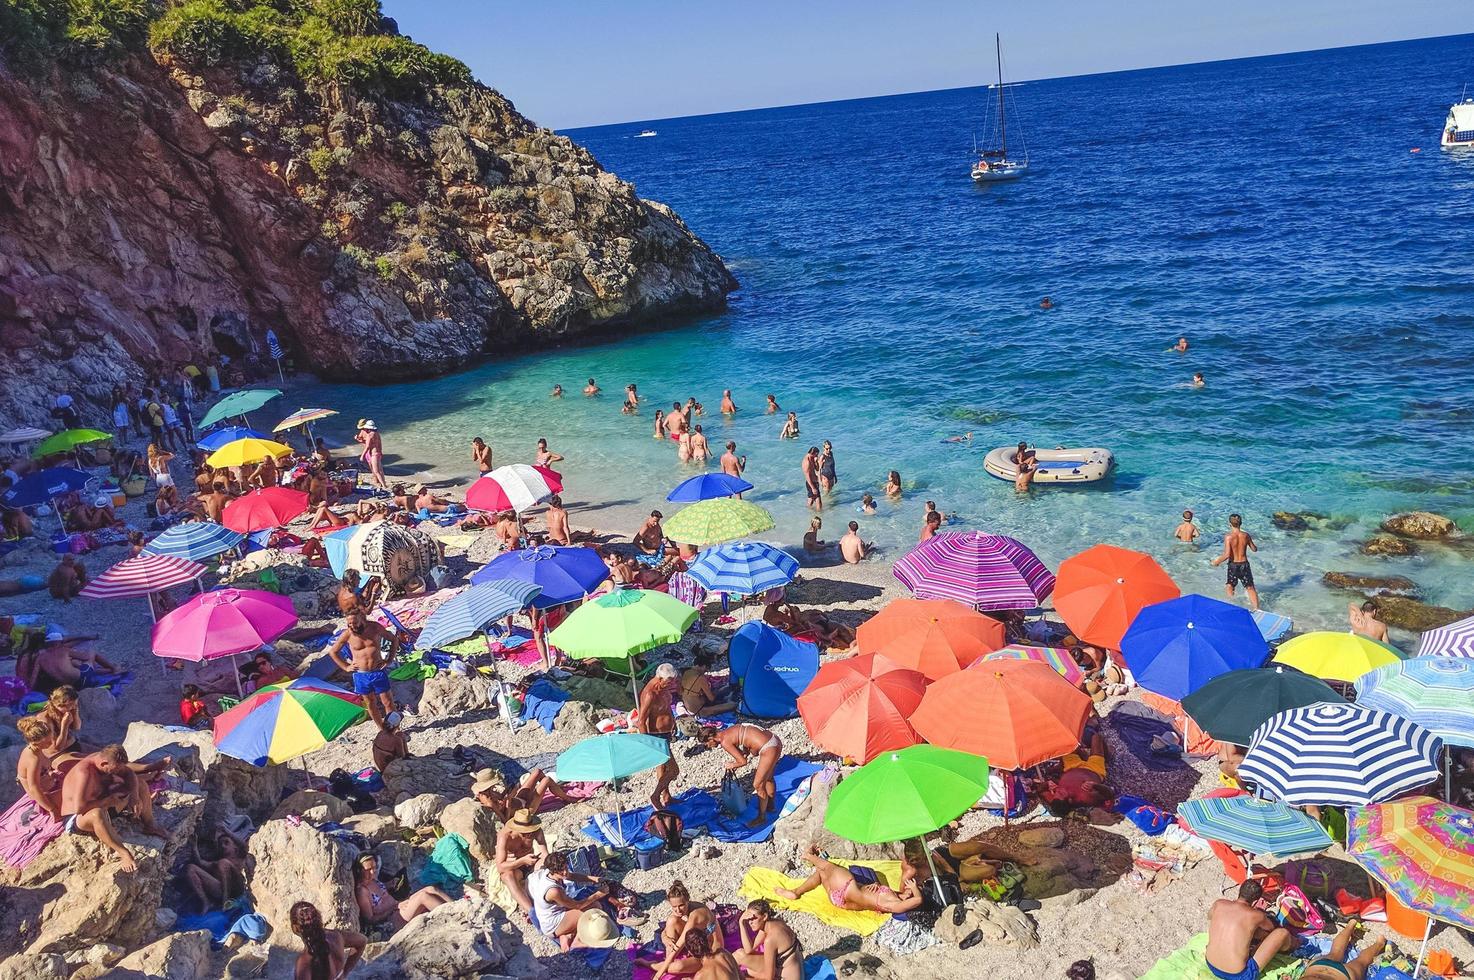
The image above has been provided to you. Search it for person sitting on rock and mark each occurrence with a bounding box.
[354,853,451,935]
[471,766,576,823]
[59,744,169,874]
[39,685,87,755]
[292,900,366,980]
[182,828,248,913]
[16,715,77,822]
[526,850,612,951]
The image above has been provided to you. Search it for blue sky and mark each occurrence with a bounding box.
[382,1,1465,130]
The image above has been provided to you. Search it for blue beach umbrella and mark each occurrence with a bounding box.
[417,579,543,650]
[141,521,247,562]
[197,426,271,451]
[1177,796,1333,858]
[1356,656,1474,747]
[2,468,92,507]
[556,732,671,782]
[470,545,610,609]
[666,472,754,502]
[686,540,799,597]
[1120,594,1270,701]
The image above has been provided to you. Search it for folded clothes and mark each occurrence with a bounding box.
[738,862,902,936]
[1107,702,1193,773]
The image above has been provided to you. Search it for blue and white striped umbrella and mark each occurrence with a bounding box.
[1418,614,1474,659]
[1238,701,1444,807]
[686,541,799,596]
[1356,656,1474,747]
[141,521,247,562]
[416,579,542,650]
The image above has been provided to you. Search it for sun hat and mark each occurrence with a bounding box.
[470,768,506,796]
[94,494,112,507]
[574,907,621,948]
[505,807,542,834]
[360,419,378,431]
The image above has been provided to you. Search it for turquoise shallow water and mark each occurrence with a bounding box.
[296,34,1474,628]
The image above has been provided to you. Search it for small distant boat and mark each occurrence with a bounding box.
[635,130,658,138]
[1442,90,1474,148]
[971,34,1029,182]
[984,446,1114,485]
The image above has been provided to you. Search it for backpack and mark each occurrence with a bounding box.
[645,809,685,851]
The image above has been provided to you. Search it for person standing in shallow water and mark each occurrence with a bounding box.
[1210,513,1260,611]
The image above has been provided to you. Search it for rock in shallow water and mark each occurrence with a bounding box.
[1321,572,1422,598]
[1373,596,1469,632]
[1361,533,1419,557]
[1380,511,1459,540]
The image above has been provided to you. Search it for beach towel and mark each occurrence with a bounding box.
[0,796,63,870]
[627,921,745,980]
[582,789,720,849]
[739,861,902,936]
[1139,690,1222,758]
[804,956,838,980]
[522,679,570,732]
[1104,701,1193,773]
[1138,932,1300,980]
[174,906,267,945]
[420,833,474,896]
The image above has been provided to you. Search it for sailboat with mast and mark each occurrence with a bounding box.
[971,34,1029,182]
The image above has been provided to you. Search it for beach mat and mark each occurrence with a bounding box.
[738,861,901,936]
[1104,701,1193,773]
[1139,932,1300,980]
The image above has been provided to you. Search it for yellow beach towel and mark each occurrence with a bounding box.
[738,860,902,936]
[436,533,482,552]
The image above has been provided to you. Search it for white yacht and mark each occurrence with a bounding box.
[636,130,658,138]
[1442,95,1474,148]
[971,35,1029,182]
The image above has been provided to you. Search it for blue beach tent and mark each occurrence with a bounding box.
[727,622,819,718]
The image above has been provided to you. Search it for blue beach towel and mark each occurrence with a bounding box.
[1105,702,1192,773]
[522,679,570,733]
[805,955,838,980]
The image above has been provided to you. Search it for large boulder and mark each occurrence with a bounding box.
[247,819,359,939]
[1381,512,1459,540]
[356,899,544,979]
[79,930,212,980]
[383,754,471,803]
[341,811,401,843]
[123,721,291,830]
[0,953,68,980]
[395,793,451,828]
[0,784,206,955]
[417,670,494,718]
[1321,572,1421,598]
[1361,534,1418,557]
[438,797,497,864]
[272,789,353,824]
[1374,597,1469,633]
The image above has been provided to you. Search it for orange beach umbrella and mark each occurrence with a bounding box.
[856,598,1005,681]
[797,653,928,763]
[1054,544,1179,650]
[910,659,1091,770]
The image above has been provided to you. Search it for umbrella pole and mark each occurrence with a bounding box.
[1414,916,1432,978]
[919,834,948,907]
[234,654,244,698]
[1445,746,1453,802]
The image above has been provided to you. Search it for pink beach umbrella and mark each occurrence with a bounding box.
[891,531,1056,611]
[466,464,563,514]
[152,588,298,693]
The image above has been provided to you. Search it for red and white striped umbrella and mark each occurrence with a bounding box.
[79,554,206,600]
[466,464,563,514]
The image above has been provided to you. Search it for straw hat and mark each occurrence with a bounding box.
[574,908,621,948]
[470,768,506,796]
[505,807,542,834]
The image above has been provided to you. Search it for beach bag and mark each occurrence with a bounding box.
[919,872,965,913]
[1276,884,1326,934]
[644,809,684,852]
[567,844,604,879]
[719,773,748,817]
[122,475,147,497]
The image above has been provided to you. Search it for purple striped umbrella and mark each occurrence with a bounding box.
[892,531,1055,611]
[1418,614,1474,659]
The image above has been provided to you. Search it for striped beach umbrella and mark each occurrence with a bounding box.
[214,677,364,766]
[1178,795,1333,858]
[469,545,609,608]
[1120,594,1269,701]
[1055,544,1179,650]
[466,464,563,514]
[856,598,1005,680]
[892,531,1055,611]
[979,645,1085,687]
[686,541,798,596]
[0,427,51,445]
[197,426,271,451]
[222,486,309,533]
[1356,656,1474,746]
[662,498,775,545]
[666,472,754,501]
[1418,614,1474,659]
[416,579,542,650]
[141,521,247,562]
[1180,666,1346,748]
[1237,702,1443,806]
[79,554,206,600]
[1349,798,1474,932]
[273,408,339,432]
[1272,630,1404,682]
[151,588,299,662]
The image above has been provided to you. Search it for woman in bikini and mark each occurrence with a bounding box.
[40,686,86,755]
[291,900,365,980]
[353,854,452,934]
[638,880,718,977]
[676,927,741,980]
[708,723,783,827]
[736,900,803,980]
[775,845,924,915]
[680,654,737,717]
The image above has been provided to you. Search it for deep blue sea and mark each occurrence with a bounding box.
[300,34,1474,628]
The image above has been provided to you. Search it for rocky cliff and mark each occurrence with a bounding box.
[0,1,736,429]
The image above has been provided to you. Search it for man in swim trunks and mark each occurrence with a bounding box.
[634,511,666,557]
[1174,509,1200,543]
[721,389,738,415]
[1204,885,1294,980]
[1210,513,1260,610]
[708,722,783,826]
[801,447,821,510]
[326,610,402,728]
[665,403,687,438]
[21,640,117,692]
[840,521,870,564]
[638,664,680,808]
[776,845,923,915]
[60,744,167,873]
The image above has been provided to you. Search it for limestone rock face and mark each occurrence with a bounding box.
[357,899,544,979]
[99,930,213,980]
[247,819,360,938]
[272,788,354,824]
[1362,533,1418,557]
[1380,512,1458,540]
[394,792,451,828]
[1374,597,1468,632]
[438,797,497,864]
[417,669,494,718]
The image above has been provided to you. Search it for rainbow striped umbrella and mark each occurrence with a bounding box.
[1356,656,1474,746]
[979,645,1084,686]
[892,531,1055,611]
[79,554,205,600]
[214,677,365,766]
[273,407,339,432]
[1178,795,1332,858]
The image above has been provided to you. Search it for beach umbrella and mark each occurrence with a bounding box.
[797,653,927,762]
[1054,544,1179,650]
[197,426,271,451]
[141,521,247,562]
[151,588,298,662]
[826,744,991,843]
[222,486,309,533]
[0,427,51,446]
[1237,702,1443,806]
[1251,610,1294,643]
[856,598,1005,680]
[1272,630,1403,683]
[469,544,609,608]
[662,498,775,545]
[1417,614,1474,659]
[910,659,1091,770]
[556,732,671,782]
[273,408,339,432]
[206,437,294,469]
[31,429,111,458]
[465,464,563,514]
[321,522,439,589]
[1180,666,1346,747]
[891,531,1055,611]
[416,579,543,650]
[979,645,1085,687]
[213,677,364,766]
[79,554,206,601]
[2,467,92,507]
[1177,796,1333,858]
[197,388,283,430]
[1348,797,1474,974]
[666,472,754,501]
[1356,656,1474,747]
[1120,594,1270,701]
[547,589,698,697]
[685,541,798,597]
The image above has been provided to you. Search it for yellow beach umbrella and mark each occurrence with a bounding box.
[206,437,294,468]
[1272,630,1403,683]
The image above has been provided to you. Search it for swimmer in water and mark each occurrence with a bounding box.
[1173,337,1189,353]
[765,394,780,415]
[584,378,600,396]
[1040,297,1054,310]
[941,432,973,444]
[551,384,563,398]
[1174,509,1200,543]
[1192,372,1205,388]
[859,493,877,515]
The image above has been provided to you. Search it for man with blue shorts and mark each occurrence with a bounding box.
[1205,882,1293,980]
[327,610,402,729]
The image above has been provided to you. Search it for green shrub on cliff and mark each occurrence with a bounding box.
[1,0,148,65]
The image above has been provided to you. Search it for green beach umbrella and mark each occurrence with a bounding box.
[557,732,671,782]
[1181,666,1346,747]
[547,589,698,698]
[198,388,284,430]
[662,498,775,545]
[32,428,112,458]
